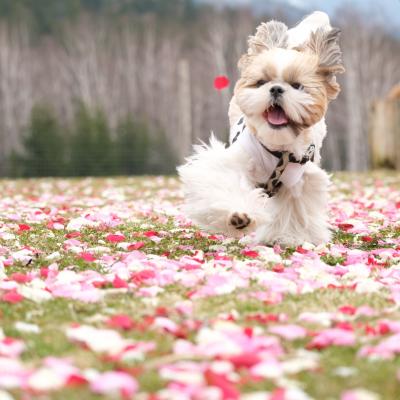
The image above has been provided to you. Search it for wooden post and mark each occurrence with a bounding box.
[369,84,400,169]
[394,100,400,170]
[177,58,192,163]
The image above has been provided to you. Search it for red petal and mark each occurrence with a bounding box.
[113,275,129,288]
[229,352,261,368]
[155,307,169,316]
[106,234,126,243]
[335,321,354,331]
[2,290,24,304]
[131,270,155,284]
[214,75,230,90]
[338,305,357,315]
[107,314,135,330]
[40,268,50,278]
[272,264,285,273]
[9,273,31,284]
[66,374,88,386]
[338,223,354,231]
[66,231,81,238]
[128,242,145,251]
[143,231,159,238]
[241,250,259,258]
[296,246,308,254]
[378,322,390,335]
[361,235,374,242]
[244,327,253,338]
[365,324,377,335]
[79,252,96,262]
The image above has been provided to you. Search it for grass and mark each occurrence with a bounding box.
[0,173,399,399]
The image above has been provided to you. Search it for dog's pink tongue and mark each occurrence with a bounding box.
[267,107,288,125]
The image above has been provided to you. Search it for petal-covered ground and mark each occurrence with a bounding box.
[0,174,399,400]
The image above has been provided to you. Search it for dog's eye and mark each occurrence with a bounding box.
[255,80,267,88]
[291,82,303,90]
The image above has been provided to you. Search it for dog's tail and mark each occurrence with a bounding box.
[179,133,227,166]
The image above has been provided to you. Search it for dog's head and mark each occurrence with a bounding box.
[234,21,344,147]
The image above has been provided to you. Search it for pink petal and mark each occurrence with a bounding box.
[90,371,138,397]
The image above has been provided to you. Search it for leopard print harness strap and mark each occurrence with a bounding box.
[230,117,315,198]
[256,143,315,197]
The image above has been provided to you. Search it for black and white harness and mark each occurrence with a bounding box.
[230,116,315,198]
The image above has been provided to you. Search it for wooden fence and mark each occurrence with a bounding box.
[369,84,400,169]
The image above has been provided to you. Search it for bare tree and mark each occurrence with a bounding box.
[57,15,122,126]
[0,23,34,171]
[0,7,398,174]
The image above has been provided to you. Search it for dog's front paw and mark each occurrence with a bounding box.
[229,212,251,230]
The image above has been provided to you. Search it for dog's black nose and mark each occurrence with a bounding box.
[270,85,284,97]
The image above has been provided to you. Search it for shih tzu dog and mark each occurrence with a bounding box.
[178,12,344,246]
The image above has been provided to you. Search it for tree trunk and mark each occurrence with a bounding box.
[177,59,192,163]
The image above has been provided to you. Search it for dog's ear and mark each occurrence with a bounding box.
[239,21,288,71]
[307,28,345,74]
[299,27,345,99]
[248,21,288,55]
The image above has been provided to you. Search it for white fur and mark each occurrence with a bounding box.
[287,11,331,48]
[178,12,335,247]
[178,136,270,238]
[250,161,331,246]
[178,127,330,246]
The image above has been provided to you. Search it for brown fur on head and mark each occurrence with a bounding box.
[233,21,344,148]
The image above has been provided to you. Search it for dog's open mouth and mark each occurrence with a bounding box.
[263,105,289,128]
